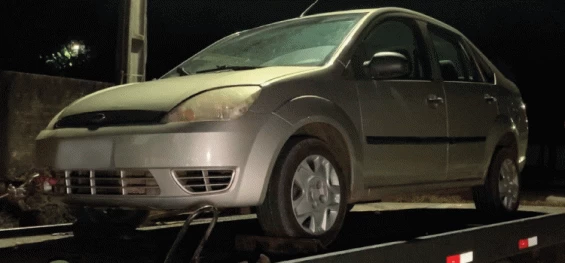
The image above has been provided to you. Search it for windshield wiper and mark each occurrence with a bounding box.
[176,66,191,76]
[195,65,263,74]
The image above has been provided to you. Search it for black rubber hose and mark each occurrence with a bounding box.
[163,205,220,263]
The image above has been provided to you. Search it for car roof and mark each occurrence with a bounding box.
[239,7,462,39]
[302,7,463,36]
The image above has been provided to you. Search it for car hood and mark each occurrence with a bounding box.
[60,66,315,117]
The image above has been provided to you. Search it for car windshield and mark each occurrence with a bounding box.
[161,13,366,78]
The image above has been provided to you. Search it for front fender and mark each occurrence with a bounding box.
[271,96,365,202]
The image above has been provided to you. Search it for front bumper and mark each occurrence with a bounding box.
[35,112,293,210]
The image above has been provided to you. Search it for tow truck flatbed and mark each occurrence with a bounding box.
[285,212,565,263]
[0,203,564,263]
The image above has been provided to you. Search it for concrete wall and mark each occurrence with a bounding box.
[526,144,565,170]
[0,71,113,180]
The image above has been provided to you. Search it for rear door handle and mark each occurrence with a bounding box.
[484,94,497,103]
[427,94,444,104]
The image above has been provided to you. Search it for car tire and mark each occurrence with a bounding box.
[256,137,348,247]
[473,147,521,215]
[71,207,149,239]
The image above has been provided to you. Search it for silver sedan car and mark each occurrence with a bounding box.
[36,7,528,245]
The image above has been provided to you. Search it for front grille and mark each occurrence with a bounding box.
[173,170,234,193]
[54,110,166,129]
[62,170,160,196]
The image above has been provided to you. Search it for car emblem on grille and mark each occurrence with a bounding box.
[91,113,107,124]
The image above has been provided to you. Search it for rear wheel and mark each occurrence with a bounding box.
[473,147,520,215]
[71,207,149,239]
[256,138,348,247]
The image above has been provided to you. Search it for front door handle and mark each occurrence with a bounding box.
[427,94,444,104]
[484,94,497,103]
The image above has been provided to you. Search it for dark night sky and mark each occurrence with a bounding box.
[1,0,564,141]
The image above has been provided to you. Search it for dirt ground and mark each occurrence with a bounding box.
[382,187,565,207]
[0,194,74,229]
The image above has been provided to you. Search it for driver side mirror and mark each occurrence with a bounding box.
[363,51,410,80]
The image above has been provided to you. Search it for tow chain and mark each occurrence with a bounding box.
[164,204,220,263]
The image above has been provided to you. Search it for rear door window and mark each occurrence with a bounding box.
[428,25,479,83]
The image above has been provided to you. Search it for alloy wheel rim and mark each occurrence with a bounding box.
[498,158,519,210]
[291,155,341,235]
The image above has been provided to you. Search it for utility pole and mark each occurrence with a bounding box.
[116,0,147,84]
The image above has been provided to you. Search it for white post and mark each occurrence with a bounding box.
[116,0,147,84]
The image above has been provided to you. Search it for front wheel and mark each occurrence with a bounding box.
[473,147,521,215]
[256,138,348,247]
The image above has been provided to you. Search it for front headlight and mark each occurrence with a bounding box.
[162,86,261,123]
